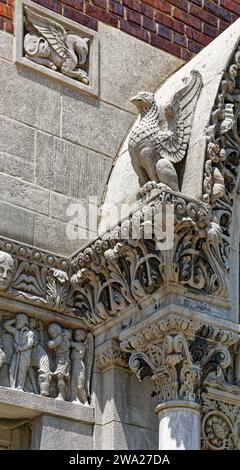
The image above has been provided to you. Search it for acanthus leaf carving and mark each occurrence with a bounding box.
[121,315,238,406]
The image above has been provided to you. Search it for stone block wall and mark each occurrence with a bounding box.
[0,3,183,256]
[1,0,240,59]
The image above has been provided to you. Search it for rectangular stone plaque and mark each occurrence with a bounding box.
[14,0,99,96]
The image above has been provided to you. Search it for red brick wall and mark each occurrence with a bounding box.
[1,0,240,59]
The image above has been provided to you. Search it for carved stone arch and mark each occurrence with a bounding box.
[230,188,240,322]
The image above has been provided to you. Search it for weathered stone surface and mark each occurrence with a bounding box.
[0,201,34,244]
[0,152,34,183]
[99,150,138,233]
[94,368,158,431]
[0,116,35,161]
[99,23,183,113]
[0,58,61,135]
[33,415,93,450]
[100,421,158,450]
[36,133,112,200]
[0,173,49,215]
[0,386,94,422]
[33,214,94,255]
[61,90,134,157]
[0,30,13,62]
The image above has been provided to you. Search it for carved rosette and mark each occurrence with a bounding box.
[120,315,237,406]
[202,396,240,450]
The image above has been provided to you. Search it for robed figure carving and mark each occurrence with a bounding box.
[70,329,94,405]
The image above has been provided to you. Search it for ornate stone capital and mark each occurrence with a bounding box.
[96,346,130,372]
[120,314,237,406]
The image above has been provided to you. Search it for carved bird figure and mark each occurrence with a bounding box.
[128,71,202,192]
[24,6,89,83]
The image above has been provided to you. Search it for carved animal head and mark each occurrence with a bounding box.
[75,37,90,65]
[130,91,156,111]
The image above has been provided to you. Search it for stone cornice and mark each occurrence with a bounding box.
[0,187,232,328]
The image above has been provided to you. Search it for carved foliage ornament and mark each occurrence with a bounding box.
[0,312,94,405]
[69,190,230,327]
[204,47,240,210]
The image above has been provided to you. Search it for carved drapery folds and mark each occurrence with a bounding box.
[0,311,94,404]
[120,314,237,405]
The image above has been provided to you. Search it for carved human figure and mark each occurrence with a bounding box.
[70,329,88,404]
[0,251,14,291]
[24,7,89,84]
[4,314,34,390]
[47,323,71,400]
[29,318,51,397]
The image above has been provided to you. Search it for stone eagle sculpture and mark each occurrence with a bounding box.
[129,70,202,192]
[23,6,89,84]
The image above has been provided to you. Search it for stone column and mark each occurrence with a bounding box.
[156,401,200,450]
[120,314,234,451]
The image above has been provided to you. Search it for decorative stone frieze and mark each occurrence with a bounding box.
[203,43,240,210]
[15,0,99,96]
[0,238,71,313]
[0,311,94,404]
[69,189,230,327]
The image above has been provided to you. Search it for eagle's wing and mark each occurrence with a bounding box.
[159,70,202,163]
[24,6,69,59]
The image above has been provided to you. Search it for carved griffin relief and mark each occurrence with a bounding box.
[128,70,202,193]
[23,6,90,84]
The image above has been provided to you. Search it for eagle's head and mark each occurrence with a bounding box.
[130,91,155,111]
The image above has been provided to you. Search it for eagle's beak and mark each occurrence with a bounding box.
[130,94,145,111]
[130,94,143,104]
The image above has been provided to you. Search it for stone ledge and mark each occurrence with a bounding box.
[0,386,95,422]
